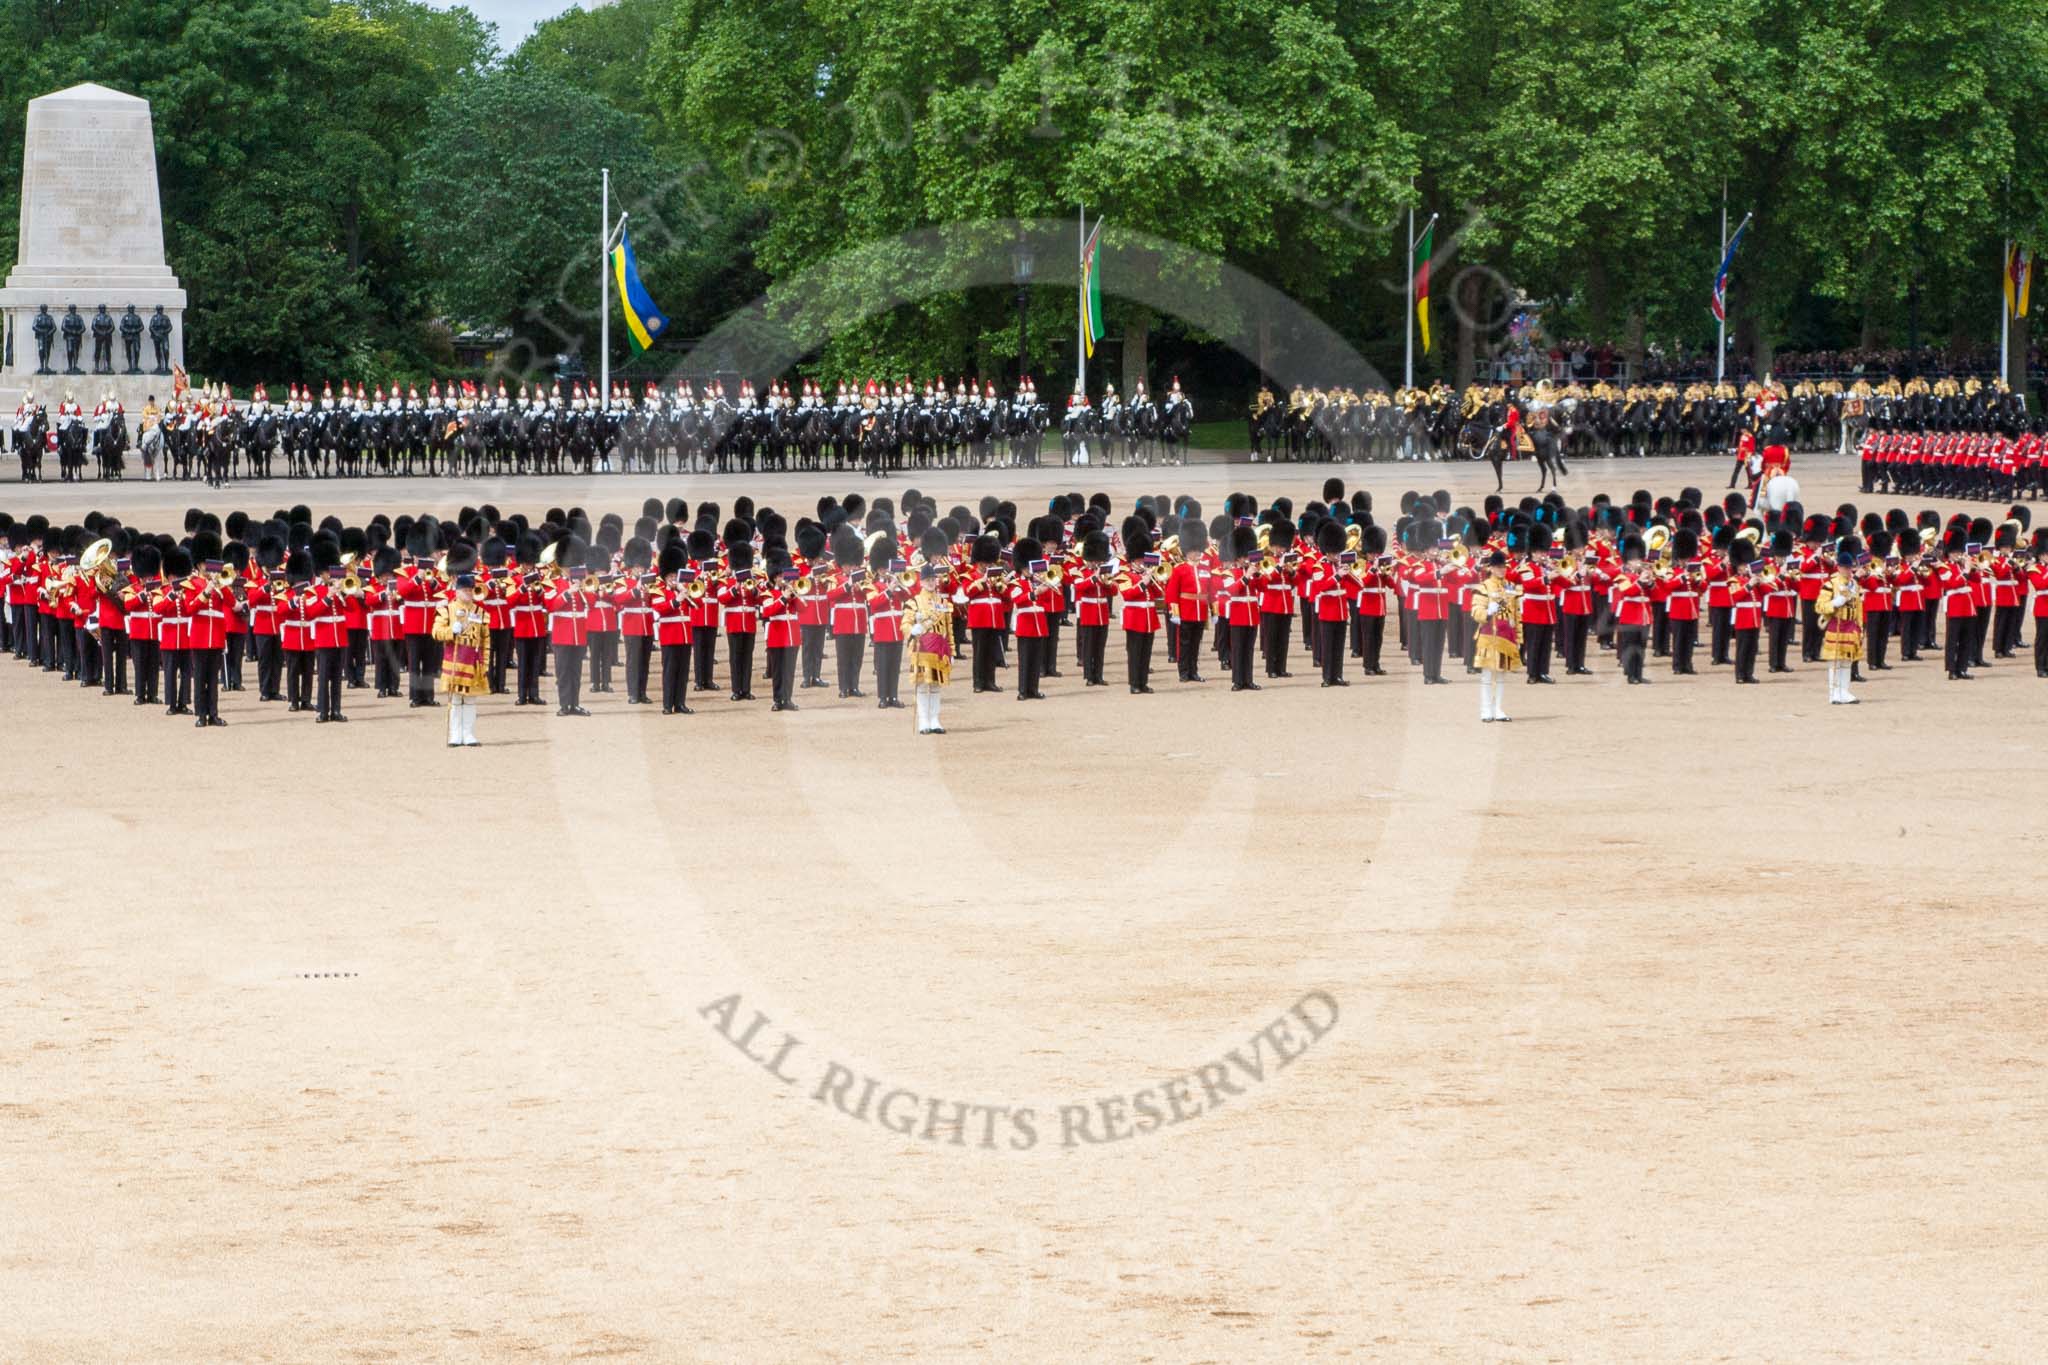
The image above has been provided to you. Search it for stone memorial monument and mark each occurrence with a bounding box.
[0,83,187,423]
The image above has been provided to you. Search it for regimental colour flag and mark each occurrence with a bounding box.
[1711,216,1749,323]
[2005,242,2033,320]
[611,226,668,356]
[1413,220,1434,355]
[1080,218,1104,359]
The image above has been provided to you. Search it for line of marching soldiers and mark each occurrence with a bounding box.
[1859,428,2048,502]
[6,481,2047,731]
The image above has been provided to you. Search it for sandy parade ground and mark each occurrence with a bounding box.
[4,450,2046,1362]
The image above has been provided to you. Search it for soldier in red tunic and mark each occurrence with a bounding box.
[1609,535,1653,685]
[155,546,195,715]
[613,538,656,705]
[279,550,316,712]
[650,546,696,716]
[1933,530,1978,680]
[478,542,515,697]
[1860,531,1895,670]
[1072,529,1114,686]
[1254,520,1297,678]
[1310,521,1351,687]
[544,547,594,716]
[964,533,1006,694]
[508,536,549,706]
[185,555,232,726]
[865,540,908,709]
[584,541,620,695]
[220,542,249,692]
[795,522,832,689]
[825,528,870,698]
[763,563,803,712]
[1221,524,1262,691]
[310,560,351,724]
[396,536,441,708]
[717,542,761,701]
[122,546,161,703]
[1164,520,1213,683]
[1726,539,1763,684]
[1760,533,1800,674]
[1516,524,1558,683]
[1009,537,1051,701]
[1556,525,1597,676]
[365,548,404,698]
[1663,529,1703,676]
[686,528,722,692]
[1118,536,1165,694]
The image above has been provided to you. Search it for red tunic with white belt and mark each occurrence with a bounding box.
[613,580,656,638]
[717,581,760,635]
[1010,581,1050,638]
[866,586,905,643]
[185,581,231,650]
[827,576,870,637]
[761,589,800,649]
[1609,572,1653,629]
[1515,562,1556,626]
[1118,579,1163,632]
[651,585,694,646]
[545,583,593,645]
[509,577,547,640]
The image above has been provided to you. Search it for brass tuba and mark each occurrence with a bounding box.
[78,537,117,590]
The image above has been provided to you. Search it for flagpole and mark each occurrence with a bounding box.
[1405,203,1415,390]
[2000,239,2011,386]
[600,167,610,411]
[1077,204,1086,397]
[1716,180,1727,386]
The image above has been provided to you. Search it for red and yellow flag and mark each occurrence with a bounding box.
[2005,242,2033,320]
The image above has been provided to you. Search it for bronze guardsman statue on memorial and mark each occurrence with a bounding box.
[149,305,172,375]
[120,303,142,374]
[31,301,53,373]
[90,302,113,374]
[60,303,83,373]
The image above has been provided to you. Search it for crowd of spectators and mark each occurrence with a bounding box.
[1479,338,2045,386]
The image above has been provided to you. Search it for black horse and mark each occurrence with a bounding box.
[94,411,130,479]
[201,413,240,488]
[57,417,89,482]
[15,410,47,482]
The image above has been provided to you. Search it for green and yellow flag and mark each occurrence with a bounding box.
[611,226,668,356]
[1413,221,1434,355]
[1081,219,1104,358]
